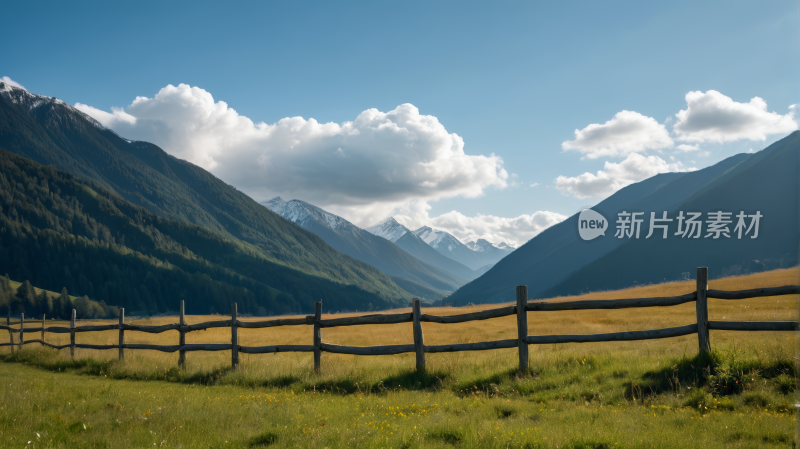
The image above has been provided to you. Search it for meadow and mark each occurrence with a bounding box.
[1,268,798,448]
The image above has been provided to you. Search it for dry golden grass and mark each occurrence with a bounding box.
[5,267,797,378]
[2,268,797,448]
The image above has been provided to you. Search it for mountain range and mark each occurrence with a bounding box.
[261,198,467,297]
[415,227,510,270]
[365,217,482,280]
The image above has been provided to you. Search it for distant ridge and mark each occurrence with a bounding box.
[414,227,509,270]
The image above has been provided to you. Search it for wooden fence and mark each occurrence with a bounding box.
[1,268,798,372]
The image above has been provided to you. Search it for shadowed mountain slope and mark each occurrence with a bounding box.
[446,148,758,305]
[542,131,799,297]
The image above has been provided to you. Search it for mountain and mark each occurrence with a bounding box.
[465,240,515,252]
[415,227,508,270]
[495,242,517,251]
[446,148,762,306]
[262,198,467,293]
[365,217,478,280]
[0,148,411,316]
[365,217,409,242]
[541,131,800,297]
[0,82,413,312]
[465,239,511,259]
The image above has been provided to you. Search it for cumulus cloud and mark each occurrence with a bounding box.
[676,144,701,152]
[673,90,797,143]
[389,200,566,247]
[554,153,694,199]
[75,83,509,214]
[1,76,26,91]
[562,110,673,159]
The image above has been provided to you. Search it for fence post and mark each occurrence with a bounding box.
[516,285,529,371]
[7,311,14,354]
[118,308,125,362]
[231,303,239,370]
[178,300,186,369]
[314,302,322,373]
[412,298,425,372]
[19,313,23,351]
[696,267,710,354]
[70,309,76,360]
[41,314,45,347]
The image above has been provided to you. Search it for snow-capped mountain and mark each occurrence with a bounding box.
[414,226,463,251]
[465,240,517,252]
[1,82,105,130]
[413,228,513,271]
[260,198,468,294]
[262,197,350,231]
[365,217,409,243]
[495,242,517,252]
[465,239,494,252]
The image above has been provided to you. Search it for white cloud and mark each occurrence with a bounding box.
[75,83,509,215]
[74,103,137,126]
[529,183,539,187]
[554,153,694,199]
[562,110,673,159]
[1,76,26,91]
[676,144,701,152]
[389,199,566,247]
[673,90,797,143]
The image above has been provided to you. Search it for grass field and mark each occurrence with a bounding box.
[1,268,798,448]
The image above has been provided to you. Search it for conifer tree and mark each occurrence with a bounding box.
[58,287,71,319]
[14,280,35,314]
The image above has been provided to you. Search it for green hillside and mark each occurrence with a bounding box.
[0,149,410,315]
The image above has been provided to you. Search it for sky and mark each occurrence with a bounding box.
[2,1,798,246]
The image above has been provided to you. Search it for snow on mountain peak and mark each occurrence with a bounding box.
[466,239,517,252]
[495,242,517,251]
[262,196,286,211]
[0,81,105,128]
[467,239,498,253]
[365,217,409,242]
[413,226,465,251]
[260,198,351,231]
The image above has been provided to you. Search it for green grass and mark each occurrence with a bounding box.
[0,342,795,448]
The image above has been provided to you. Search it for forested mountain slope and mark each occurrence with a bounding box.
[0,149,409,316]
[0,82,412,309]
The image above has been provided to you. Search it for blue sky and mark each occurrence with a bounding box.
[3,1,798,245]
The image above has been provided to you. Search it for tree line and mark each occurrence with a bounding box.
[0,275,118,319]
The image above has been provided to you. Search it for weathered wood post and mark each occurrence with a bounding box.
[178,300,186,369]
[19,313,23,351]
[7,311,14,354]
[41,314,45,347]
[118,308,125,362]
[70,309,76,360]
[231,303,239,370]
[516,285,529,370]
[696,267,710,354]
[313,302,322,373]
[412,298,425,372]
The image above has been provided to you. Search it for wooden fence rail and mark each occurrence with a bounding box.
[1,268,798,371]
